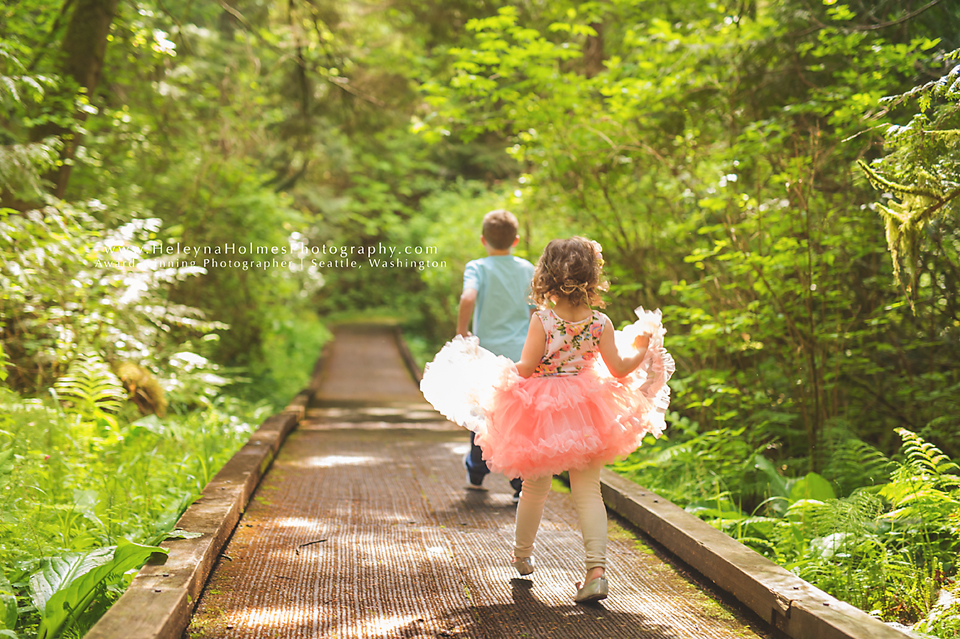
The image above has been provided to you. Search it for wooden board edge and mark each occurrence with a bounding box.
[393,326,423,383]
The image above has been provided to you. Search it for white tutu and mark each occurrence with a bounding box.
[419,334,516,432]
[596,307,674,433]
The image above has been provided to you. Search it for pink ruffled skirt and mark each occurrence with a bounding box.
[420,308,674,479]
[475,366,664,478]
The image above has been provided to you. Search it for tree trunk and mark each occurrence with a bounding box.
[582,22,604,78]
[30,0,120,200]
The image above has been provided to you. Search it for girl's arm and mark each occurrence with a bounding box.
[515,313,547,378]
[598,317,650,378]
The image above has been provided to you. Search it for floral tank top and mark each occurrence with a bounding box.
[533,309,607,377]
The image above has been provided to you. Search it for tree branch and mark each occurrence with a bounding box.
[27,0,76,73]
[854,0,947,31]
[787,0,947,40]
[219,0,385,107]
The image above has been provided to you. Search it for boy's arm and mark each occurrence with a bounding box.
[457,288,478,337]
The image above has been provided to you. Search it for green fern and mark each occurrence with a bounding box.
[896,428,960,486]
[880,429,960,535]
[786,489,885,539]
[53,354,125,416]
[823,435,893,497]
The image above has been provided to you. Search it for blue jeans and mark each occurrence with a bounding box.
[466,431,522,492]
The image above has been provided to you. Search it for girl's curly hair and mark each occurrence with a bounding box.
[530,237,608,308]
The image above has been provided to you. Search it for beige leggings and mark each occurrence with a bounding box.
[513,465,607,570]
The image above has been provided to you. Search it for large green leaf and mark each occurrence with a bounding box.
[753,455,789,498]
[34,540,167,639]
[789,472,837,502]
[28,548,115,614]
[0,571,16,632]
[0,449,13,492]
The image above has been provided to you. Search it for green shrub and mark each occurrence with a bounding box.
[0,386,265,638]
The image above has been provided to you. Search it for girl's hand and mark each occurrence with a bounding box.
[600,319,650,377]
[633,333,651,351]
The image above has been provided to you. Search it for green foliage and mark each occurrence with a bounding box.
[53,354,125,419]
[32,540,165,639]
[1,0,330,407]
[881,429,960,540]
[612,426,763,512]
[616,428,960,625]
[0,570,15,634]
[418,0,960,479]
[0,204,224,395]
[0,385,264,638]
[0,39,61,202]
[822,433,894,497]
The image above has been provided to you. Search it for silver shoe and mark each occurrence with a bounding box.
[513,556,534,576]
[574,576,608,603]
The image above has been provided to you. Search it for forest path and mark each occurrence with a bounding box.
[184,324,772,639]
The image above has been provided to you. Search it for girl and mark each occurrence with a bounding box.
[421,236,674,603]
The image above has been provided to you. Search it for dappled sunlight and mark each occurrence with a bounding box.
[444,442,471,456]
[189,424,764,639]
[233,603,431,636]
[363,614,426,634]
[236,605,308,628]
[273,516,322,529]
[235,603,420,634]
[300,454,377,468]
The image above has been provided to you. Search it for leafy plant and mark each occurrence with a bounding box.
[30,540,166,639]
[616,428,960,626]
[53,354,125,423]
[881,429,960,557]
[0,39,61,203]
[0,570,16,635]
[822,434,894,497]
[0,385,263,638]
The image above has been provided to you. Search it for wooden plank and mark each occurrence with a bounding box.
[282,390,311,421]
[600,469,911,639]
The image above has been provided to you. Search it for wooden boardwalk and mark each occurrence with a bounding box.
[184,325,775,639]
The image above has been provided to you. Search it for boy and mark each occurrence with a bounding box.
[457,209,535,502]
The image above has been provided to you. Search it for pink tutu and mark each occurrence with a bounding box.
[420,307,675,479]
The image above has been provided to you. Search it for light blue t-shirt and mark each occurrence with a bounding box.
[463,255,536,361]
